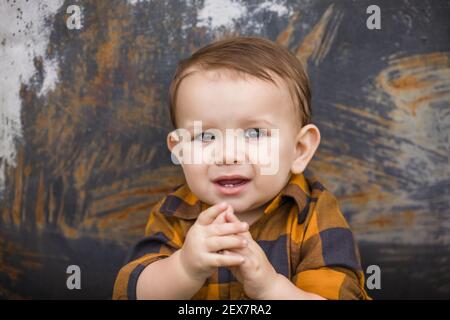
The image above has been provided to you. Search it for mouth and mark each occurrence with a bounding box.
[212,175,251,195]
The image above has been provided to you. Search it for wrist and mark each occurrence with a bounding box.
[254,272,283,300]
[258,273,325,300]
[177,248,208,283]
[249,270,282,300]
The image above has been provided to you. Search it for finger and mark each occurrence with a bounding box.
[225,244,256,270]
[207,253,245,267]
[212,212,226,225]
[225,208,250,230]
[223,207,253,239]
[224,246,251,256]
[222,249,243,258]
[222,250,250,280]
[206,235,248,252]
[224,206,240,223]
[225,210,252,238]
[224,207,250,233]
[212,206,231,224]
[197,202,228,225]
[206,221,249,236]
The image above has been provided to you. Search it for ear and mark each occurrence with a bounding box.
[167,130,183,165]
[291,124,321,174]
[166,130,179,153]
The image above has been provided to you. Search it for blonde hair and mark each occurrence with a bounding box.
[168,36,311,128]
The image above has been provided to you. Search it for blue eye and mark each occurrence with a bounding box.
[194,131,216,142]
[244,128,267,139]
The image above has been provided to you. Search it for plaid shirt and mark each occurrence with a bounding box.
[113,173,370,300]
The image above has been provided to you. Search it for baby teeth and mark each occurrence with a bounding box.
[224,184,235,187]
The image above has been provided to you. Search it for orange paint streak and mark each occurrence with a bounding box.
[366,210,416,230]
[276,11,300,47]
[333,103,396,127]
[295,4,342,68]
[12,147,24,226]
[367,215,394,229]
[59,221,79,239]
[73,149,98,190]
[96,200,158,229]
[35,169,45,228]
[409,90,450,116]
[376,52,450,116]
[389,74,428,90]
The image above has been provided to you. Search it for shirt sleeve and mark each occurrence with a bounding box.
[291,190,370,300]
[112,199,183,300]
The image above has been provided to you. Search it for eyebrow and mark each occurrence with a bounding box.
[184,122,215,131]
[183,118,275,131]
[242,118,275,127]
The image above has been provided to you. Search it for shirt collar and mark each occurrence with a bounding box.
[159,173,314,222]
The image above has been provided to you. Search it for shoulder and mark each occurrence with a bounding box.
[301,177,362,271]
[304,175,351,231]
[143,183,195,240]
[146,182,189,220]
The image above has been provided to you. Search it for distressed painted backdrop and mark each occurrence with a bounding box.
[0,0,449,299]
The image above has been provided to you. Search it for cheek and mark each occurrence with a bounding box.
[180,142,217,165]
[251,172,287,202]
[247,135,293,169]
[276,127,296,160]
[182,164,210,196]
[182,163,208,180]
[278,139,295,165]
[247,137,278,164]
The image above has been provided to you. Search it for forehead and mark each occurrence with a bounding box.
[176,68,294,127]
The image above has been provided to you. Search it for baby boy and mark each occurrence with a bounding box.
[113,37,369,300]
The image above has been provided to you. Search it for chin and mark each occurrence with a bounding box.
[204,195,254,213]
[224,200,253,213]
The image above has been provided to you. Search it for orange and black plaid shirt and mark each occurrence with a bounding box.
[113,173,370,300]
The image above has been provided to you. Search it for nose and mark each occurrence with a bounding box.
[216,134,245,165]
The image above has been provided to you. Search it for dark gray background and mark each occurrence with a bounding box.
[0,0,449,299]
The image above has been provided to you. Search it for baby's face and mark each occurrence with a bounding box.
[169,68,303,214]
